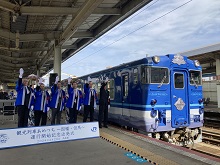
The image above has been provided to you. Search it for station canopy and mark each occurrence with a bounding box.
[0,0,152,83]
[180,42,220,74]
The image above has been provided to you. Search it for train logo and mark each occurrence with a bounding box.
[172,54,186,65]
[0,134,9,144]
[91,127,97,132]
[174,98,185,110]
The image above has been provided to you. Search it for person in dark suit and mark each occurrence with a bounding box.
[15,68,34,127]
[0,89,4,99]
[98,82,109,128]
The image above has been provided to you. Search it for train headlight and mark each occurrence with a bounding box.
[198,98,203,104]
[152,56,160,63]
[150,109,157,118]
[194,60,200,67]
[151,99,157,106]
[199,108,204,114]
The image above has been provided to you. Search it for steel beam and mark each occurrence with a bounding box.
[38,45,54,68]
[0,29,93,42]
[62,45,77,49]
[59,0,104,46]
[0,0,16,13]
[0,61,36,68]
[21,7,120,16]
[0,1,120,16]
[0,54,39,61]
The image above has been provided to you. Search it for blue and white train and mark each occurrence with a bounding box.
[78,54,203,145]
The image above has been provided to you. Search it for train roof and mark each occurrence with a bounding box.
[79,57,150,78]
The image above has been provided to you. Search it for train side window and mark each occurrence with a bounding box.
[96,83,101,99]
[151,68,168,83]
[141,67,150,83]
[133,68,138,84]
[141,67,146,83]
[123,75,129,97]
[189,71,201,86]
[174,73,184,88]
[107,80,115,100]
[141,66,168,84]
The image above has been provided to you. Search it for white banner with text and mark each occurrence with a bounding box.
[0,122,99,149]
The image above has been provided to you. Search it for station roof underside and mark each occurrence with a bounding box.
[0,0,152,83]
[180,43,220,74]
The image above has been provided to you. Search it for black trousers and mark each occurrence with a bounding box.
[34,111,47,126]
[83,105,94,122]
[17,105,29,127]
[69,104,78,123]
[51,108,62,125]
[98,103,108,127]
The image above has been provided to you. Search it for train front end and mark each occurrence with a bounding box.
[144,54,203,146]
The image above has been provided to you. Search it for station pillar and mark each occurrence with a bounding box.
[216,58,220,108]
[54,46,62,80]
[37,70,40,77]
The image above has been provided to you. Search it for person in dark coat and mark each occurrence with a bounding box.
[0,89,4,99]
[98,82,109,128]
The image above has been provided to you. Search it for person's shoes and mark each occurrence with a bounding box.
[104,125,108,128]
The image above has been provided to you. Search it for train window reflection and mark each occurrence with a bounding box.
[141,67,169,84]
[133,68,138,84]
[107,79,115,99]
[174,73,184,89]
[123,75,129,97]
[189,71,201,86]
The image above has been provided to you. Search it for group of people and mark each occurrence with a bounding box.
[15,68,110,128]
[0,89,9,100]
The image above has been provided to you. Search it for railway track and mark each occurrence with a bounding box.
[202,127,220,146]
[79,115,220,158]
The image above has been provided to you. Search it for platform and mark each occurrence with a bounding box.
[1,115,220,165]
[0,136,152,165]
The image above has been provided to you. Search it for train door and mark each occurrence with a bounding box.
[171,70,189,128]
[121,73,130,122]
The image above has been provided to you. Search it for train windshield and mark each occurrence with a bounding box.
[189,70,202,86]
[141,67,169,84]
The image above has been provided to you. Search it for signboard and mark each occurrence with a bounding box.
[7,83,16,87]
[0,122,99,149]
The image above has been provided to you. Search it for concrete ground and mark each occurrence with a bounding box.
[0,114,151,165]
[0,138,151,165]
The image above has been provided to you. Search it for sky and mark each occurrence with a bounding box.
[44,0,220,84]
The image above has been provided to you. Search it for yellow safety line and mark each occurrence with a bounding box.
[100,132,179,165]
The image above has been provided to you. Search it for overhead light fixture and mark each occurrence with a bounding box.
[12,14,17,22]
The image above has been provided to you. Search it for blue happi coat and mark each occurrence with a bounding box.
[66,84,83,110]
[15,78,34,109]
[33,86,50,113]
[50,84,66,111]
[83,84,97,107]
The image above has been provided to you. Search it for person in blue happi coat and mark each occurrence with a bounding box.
[33,77,50,126]
[83,81,97,122]
[15,68,35,127]
[66,77,83,123]
[50,76,66,125]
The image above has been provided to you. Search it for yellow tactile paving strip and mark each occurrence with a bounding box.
[100,131,179,165]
